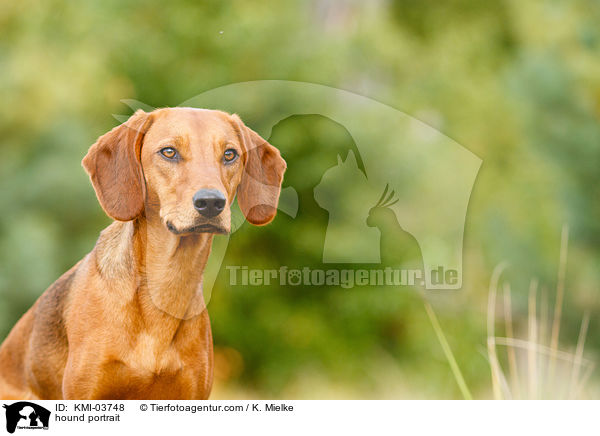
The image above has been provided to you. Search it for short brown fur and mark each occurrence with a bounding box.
[0,108,286,399]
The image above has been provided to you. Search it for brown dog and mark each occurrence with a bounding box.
[0,108,286,399]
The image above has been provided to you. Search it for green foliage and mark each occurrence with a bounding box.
[0,0,599,398]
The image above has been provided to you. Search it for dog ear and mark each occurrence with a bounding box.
[234,116,286,226]
[82,110,154,221]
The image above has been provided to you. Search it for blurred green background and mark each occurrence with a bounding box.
[1,0,599,399]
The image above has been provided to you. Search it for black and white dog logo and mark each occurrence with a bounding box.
[2,402,50,433]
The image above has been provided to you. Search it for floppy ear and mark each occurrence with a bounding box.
[235,116,287,226]
[82,110,154,221]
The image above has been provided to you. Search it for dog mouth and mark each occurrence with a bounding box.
[166,222,228,235]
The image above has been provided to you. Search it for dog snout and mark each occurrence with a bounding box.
[193,189,226,218]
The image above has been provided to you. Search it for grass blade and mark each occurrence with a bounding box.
[503,283,520,398]
[549,224,569,387]
[423,300,473,400]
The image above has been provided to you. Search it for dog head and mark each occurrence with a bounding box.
[82,107,286,234]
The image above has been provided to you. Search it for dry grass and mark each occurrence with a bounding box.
[426,224,595,399]
[486,225,595,399]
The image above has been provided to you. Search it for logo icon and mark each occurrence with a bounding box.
[2,402,50,433]
[180,81,481,290]
[114,80,481,319]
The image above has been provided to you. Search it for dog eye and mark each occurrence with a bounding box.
[223,148,238,163]
[160,147,178,160]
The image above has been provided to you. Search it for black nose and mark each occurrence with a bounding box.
[193,189,226,218]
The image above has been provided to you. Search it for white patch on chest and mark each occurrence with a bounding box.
[126,332,184,375]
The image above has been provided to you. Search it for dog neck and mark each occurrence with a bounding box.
[95,215,214,335]
[136,214,214,320]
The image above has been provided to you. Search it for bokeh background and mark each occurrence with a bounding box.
[1,0,599,399]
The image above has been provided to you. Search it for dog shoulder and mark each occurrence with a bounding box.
[94,221,135,280]
[32,262,79,348]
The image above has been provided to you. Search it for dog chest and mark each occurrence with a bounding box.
[124,332,184,375]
